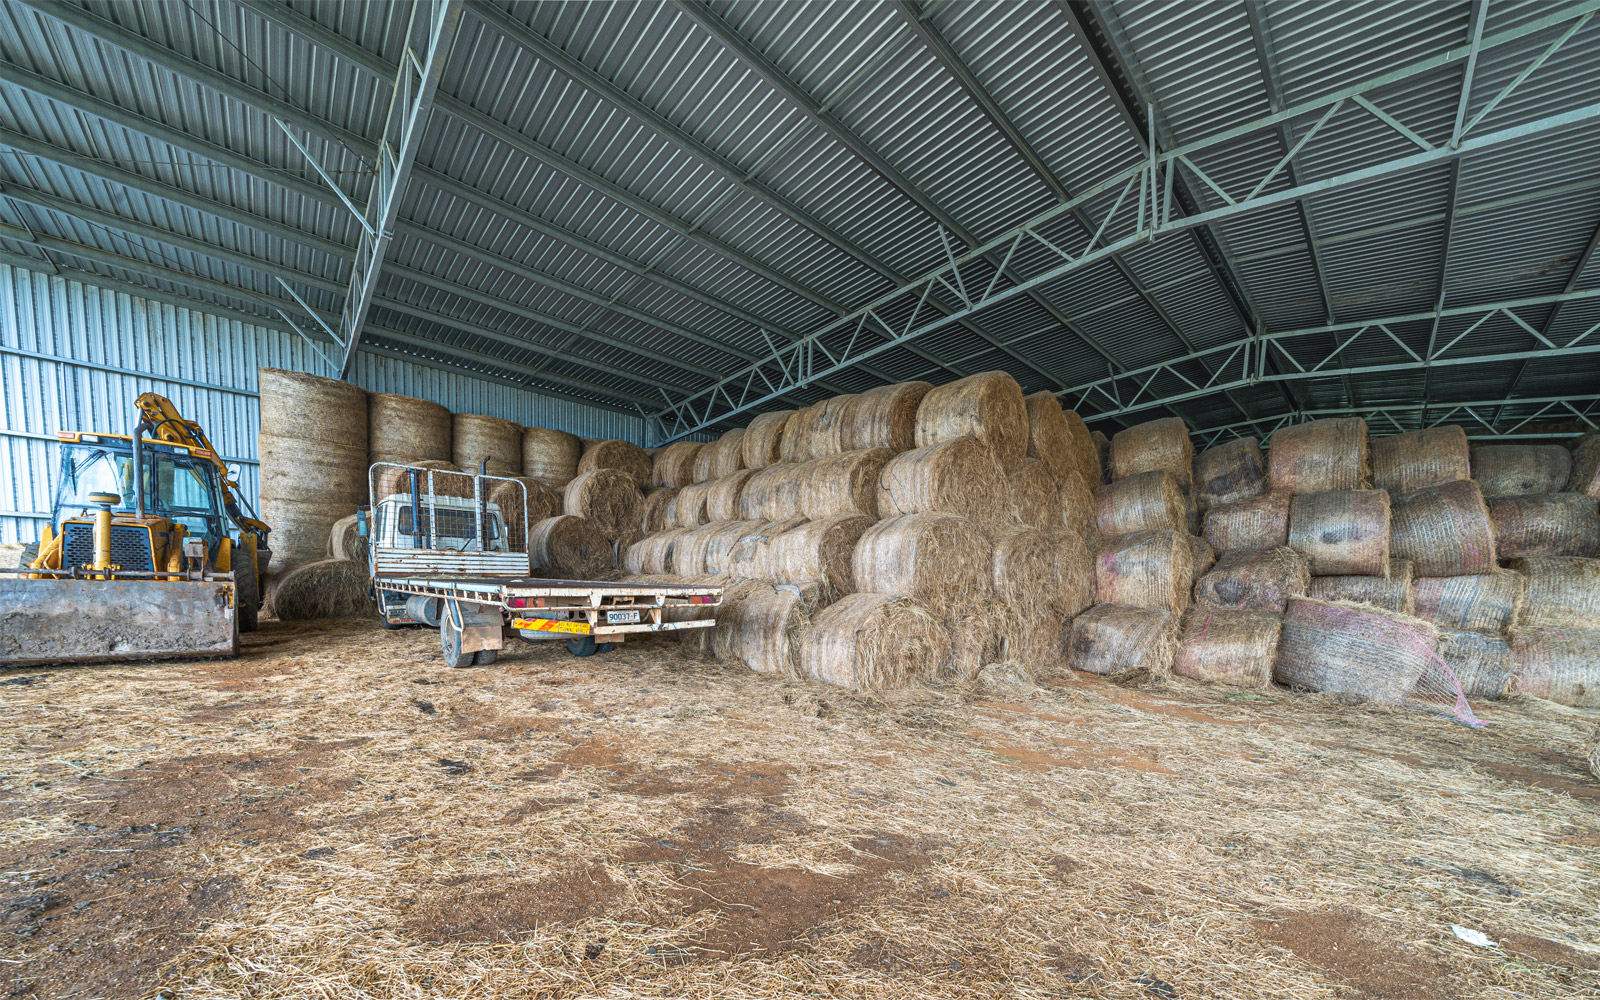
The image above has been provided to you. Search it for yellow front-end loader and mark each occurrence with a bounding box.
[0,393,270,666]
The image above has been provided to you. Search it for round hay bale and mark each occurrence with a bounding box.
[1096,529,1194,614]
[258,368,367,446]
[366,393,450,464]
[623,528,690,576]
[711,580,811,676]
[1090,430,1111,483]
[268,558,370,621]
[530,515,612,578]
[738,463,807,521]
[1371,425,1470,495]
[1007,457,1060,529]
[741,410,794,470]
[800,592,950,692]
[1194,437,1266,512]
[1110,417,1193,490]
[562,469,645,540]
[1569,430,1600,498]
[1268,417,1370,494]
[1062,409,1101,487]
[258,496,354,575]
[652,440,704,489]
[806,395,856,461]
[1287,490,1390,576]
[730,513,873,602]
[258,433,367,503]
[1472,444,1572,498]
[843,382,931,453]
[914,371,1029,471]
[1096,469,1187,538]
[1511,556,1600,628]
[1173,608,1281,689]
[667,481,715,529]
[692,429,747,483]
[1055,462,1099,542]
[484,476,560,532]
[1488,493,1600,559]
[1305,559,1415,613]
[452,414,521,475]
[674,519,766,576]
[1189,534,1216,577]
[990,526,1059,674]
[704,469,756,523]
[800,448,892,520]
[1065,603,1178,678]
[1390,480,1497,576]
[1437,628,1515,699]
[327,514,367,565]
[1051,529,1096,618]
[1413,570,1524,633]
[522,427,583,486]
[642,487,679,534]
[1194,546,1309,614]
[853,513,993,616]
[368,455,460,471]
[1509,625,1600,707]
[1022,392,1072,484]
[778,402,825,463]
[579,440,653,487]
[876,436,1009,533]
[1273,598,1438,703]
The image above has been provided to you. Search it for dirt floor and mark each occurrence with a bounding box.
[2,618,1598,999]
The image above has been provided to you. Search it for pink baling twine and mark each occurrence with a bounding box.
[1301,604,1486,727]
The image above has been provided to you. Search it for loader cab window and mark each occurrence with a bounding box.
[151,454,226,540]
[55,444,137,515]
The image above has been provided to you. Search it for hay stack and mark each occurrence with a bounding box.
[914,371,1029,470]
[1173,608,1281,688]
[730,513,873,602]
[486,477,559,535]
[1051,529,1095,618]
[327,514,367,565]
[1061,409,1101,486]
[1471,444,1572,497]
[711,580,811,676]
[1273,598,1438,703]
[738,463,807,521]
[268,558,370,620]
[667,481,714,529]
[1306,559,1415,613]
[1509,626,1600,707]
[579,440,652,487]
[452,414,521,475]
[1370,425,1470,495]
[1511,556,1600,628]
[1022,392,1072,484]
[522,427,583,487]
[877,436,1009,532]
[530,515,612,578]
[1096,470,1187,538]
[1569,431,1600,498]
[800,448,892,520]
[1390,480,1497,576]
[1111,417,1193,490]
[741,410,794,470]
[1437,628,1515,699]
[1194,437,1266,511]
[1268,417,1370,494]
[1095,529,1193,614]
[842,382,930,453]
[562,470,645,541]
[367,393,450,465]
[1413,570,1524,634]
[1194,547,1310,614]
[257,368,368,575]
[1008,457,1061,529]
[704,469,756,523]
[800,593,950,692]
[1065,604,1178,678]
[641,487,679,534]
[1288,490,1390,576]
[652,441,704,489]
[692,429,747,483]
[853,513,992,615]
[1203,491,1290,554]
[1488,494,1600,559]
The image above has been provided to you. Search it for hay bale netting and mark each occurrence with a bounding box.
[1306,559,1416,613]
[841,382,932,453]
[673,519,766,576]
[1288,490,1391,576]
[1509,626,1600,707]
[652,441,703,489]
[579,440,653,487]
[1437,628,1515,699]
[1390,480,1497,576]
[1111,417,1194,490]
[1096,529,1194,614]
[1413,570,1525,634]
[522,427,583,487]
[1051,528,1096,618]
[667,481,715,529]
[1273,598,1438,703]
[704,469,756,523]
[732,513,874,602]
[327,514,367,566]
[269,558,370,621]
[853,513,992,615]
[367,393,450,464]
[530,515,612,579]
[1065,603,1178,678]
[641,487,679,534]
[1512,556,1600,628]
[738,463,808,521]
[1472,444,1573,498]
[1090,430,1111,483]
[1022,392,1072,485]
[800,592,950,692]
[914,371,1029,471]
[1194,437,1266,512]
[740,410,794,471]
[877,436,1009,532]
[1370,425,1470,495]
[1189,534,1216,577]
[622,531,673,576]
[1569,431,1600,499]
[258,368,368,445]
[1096,469,1187,538]
[1008,457,1060,529]
[712,580,812,676]
[562,469,645,541]
[1204,491,1290,555]
[777,402,826,464]
[1173,608,1281,689]
[452,414,521,476]
[1268,417,1370,494]
[800,448,892,520]
[692,429,747,483]
[1488,494,1600,559]
[1194,547,1310,614]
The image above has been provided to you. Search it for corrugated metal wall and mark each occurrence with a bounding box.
[0,263,643,544]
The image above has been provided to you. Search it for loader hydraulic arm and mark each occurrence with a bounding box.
[134,392,269,537]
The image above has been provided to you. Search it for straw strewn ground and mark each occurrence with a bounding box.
[2,618,1598,998]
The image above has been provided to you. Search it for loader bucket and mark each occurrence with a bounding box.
[0,577,237,667]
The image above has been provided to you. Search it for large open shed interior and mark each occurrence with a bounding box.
[2,1,1599,997]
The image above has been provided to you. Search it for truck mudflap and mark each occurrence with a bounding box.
[0,577,237,667]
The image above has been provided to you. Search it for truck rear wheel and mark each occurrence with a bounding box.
[441,612,497,667]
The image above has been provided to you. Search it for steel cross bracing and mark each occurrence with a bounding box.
[648,1,1600,440]
[1187,395,1600,449]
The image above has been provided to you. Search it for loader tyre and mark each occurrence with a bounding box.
[236,544,260,633]
[18,542,37,568]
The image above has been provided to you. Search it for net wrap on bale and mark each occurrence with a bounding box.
[1472,444,1572,497]
[1437,628,1515,699]
[1173,608,1280,689]
[522,427,583,487]
[1370,425,1470,494]
[842,382,931,453]
[877,436,1010,534]
[711,580,810,676]
[1204,492,1290,554]
[1111,417,1193,490]
[738,463,807,521]
[1413,570,1524,634]
[800,593,950,692]
[741,410,793,470]
[729,513,873,602]
[1095,530,1193,614]
[1194,437,1266,511]
[800,448,891,520]
[1487,494,1600,559]
[452,414,521,476]
[1569,431,1600,499]
[1268,418,1370,494]
[1511,556,1600,628]
[853,513,992,615]
[914,371,1029,471]
[1096,470,1187,538]
[1051,529,1096,618]
[1306,559,1415,613]
[1194,547,1309,614]
[1390,480,1497,576]
[641,488,679,534]
[367,393,450,465]
[692,430,747,483]
[1065,603,1178,679]
[1288,490,1391,576]
[667,481,714,529]
[1274,598,1441,706]
[704,469,756,523]
[1509,626,1600,708]
[652,441,703,489]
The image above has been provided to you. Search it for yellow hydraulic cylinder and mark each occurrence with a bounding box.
[93,506,112,572]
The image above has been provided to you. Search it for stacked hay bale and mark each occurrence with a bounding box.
[563,469,644,558]
[522,427,583,488]
[1506,556,1600,706]
[367,393,451,467]
[579,439,653,489]
[452,413,521,476]
[1570,430,1600,498]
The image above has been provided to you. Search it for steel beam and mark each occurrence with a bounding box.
[1190,394,1600,445]
[1493,211,1600,423]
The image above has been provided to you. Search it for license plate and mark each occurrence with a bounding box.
[606,609,640,624]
